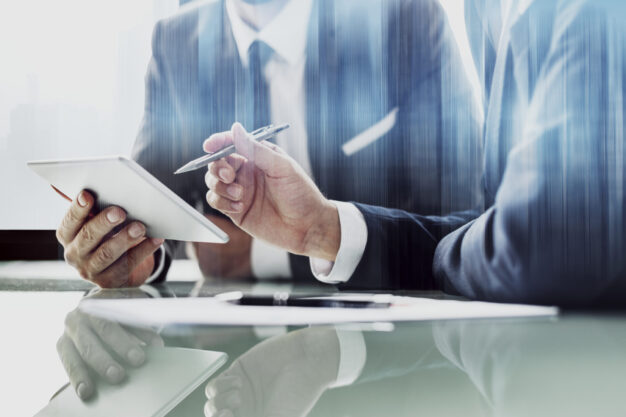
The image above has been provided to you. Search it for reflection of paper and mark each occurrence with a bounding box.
[80,296,558,328]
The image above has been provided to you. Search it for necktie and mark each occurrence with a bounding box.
[247,40,273,130]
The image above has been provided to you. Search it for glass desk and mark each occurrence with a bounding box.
[2,261,626,417]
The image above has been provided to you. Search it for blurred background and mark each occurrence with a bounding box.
[0,0,476,228]
[0,0,178,230]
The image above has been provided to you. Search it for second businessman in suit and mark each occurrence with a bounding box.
[204,0,626,306]
[131,0,483,283]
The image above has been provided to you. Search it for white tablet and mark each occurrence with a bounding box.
[27,156,229,243]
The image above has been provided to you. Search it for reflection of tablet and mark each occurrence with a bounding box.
[27,156,228,243]
[36,347,227,417]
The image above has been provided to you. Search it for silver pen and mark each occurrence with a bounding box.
[174,123,290,174]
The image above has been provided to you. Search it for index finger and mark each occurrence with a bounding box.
[57,334,95,400]
[203,131,234,154]
[56,190,94,246]
[88,316,147,367]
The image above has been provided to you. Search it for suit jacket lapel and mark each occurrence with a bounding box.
[484,1,554,202]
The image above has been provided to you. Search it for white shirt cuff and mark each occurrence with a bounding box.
[310,201,368,284]
[251,238,292,279]
[144,245,165,284]
[329,328,366,388]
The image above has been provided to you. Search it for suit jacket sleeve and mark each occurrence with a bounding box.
[337,205,479,290]
[434,1,626,306]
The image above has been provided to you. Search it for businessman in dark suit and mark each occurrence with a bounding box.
[54,0,482,287]
[204,0,626,306]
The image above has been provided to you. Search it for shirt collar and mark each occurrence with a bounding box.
[226,0,313,67]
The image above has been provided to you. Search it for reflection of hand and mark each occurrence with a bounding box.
[204,123,341,262]
[56,308,163,400]
[192,215,252,279]
[56,190,164,287]
[204,327,340,417]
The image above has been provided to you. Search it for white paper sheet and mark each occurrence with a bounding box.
[79,295,558,327]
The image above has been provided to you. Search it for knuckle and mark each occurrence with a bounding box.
[64,246,77,264]
[66,360,83,380]
[211,177,222,191]
[94,320,116,340]
[125,249,147,275]
[215,159,228,172]
[205,171,217,188]
[55,228,65,245]
[123,253,137,272]
[67,207,83,225]
[79,339,93,359]
[96,245,116,265]
[63,311,75,329]
[60,213,75,232]
[71,323,86,341]
[74,261,93,281]
[206,191,216,207]
[79,225,96,244]
[56,335,66,353]
[77,267,90,280]
[212,196,225,210]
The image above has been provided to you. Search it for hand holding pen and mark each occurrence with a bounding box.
[202,122,341,262]
[175,123,290,174]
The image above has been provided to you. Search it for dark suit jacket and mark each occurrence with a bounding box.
[346,0,626,306]
[132,0,483,282]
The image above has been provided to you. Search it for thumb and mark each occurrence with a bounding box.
[231,122,286,174]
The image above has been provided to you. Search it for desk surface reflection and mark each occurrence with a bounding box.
[3,271,626,417]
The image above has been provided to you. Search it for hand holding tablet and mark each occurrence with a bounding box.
[28,156,229,287]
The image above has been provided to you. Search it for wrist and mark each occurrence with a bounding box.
[302,200,340,262]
